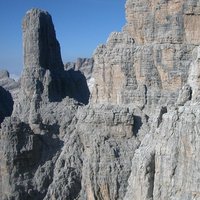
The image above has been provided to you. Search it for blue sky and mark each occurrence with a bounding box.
[0,0,126,75]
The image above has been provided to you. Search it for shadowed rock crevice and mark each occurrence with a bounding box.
[157,106,167,127]
[0,86,13,124]
[146,153,155,199]
[48,69,90,104]
[66,69,90,105]
[133,115,142,136]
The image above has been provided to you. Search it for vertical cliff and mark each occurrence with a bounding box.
[124,47,200,200]
[0,9,88,200]
[15,9,89,124]
[123,1,200,199]
[90,0,199,115]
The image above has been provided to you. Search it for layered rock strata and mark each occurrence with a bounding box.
[125,46,200,200]
[90,0,199,114]
[0,1,200,200]
[44,105,147,200]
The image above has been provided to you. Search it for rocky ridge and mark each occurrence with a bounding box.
[0,70,19,100]
[0,1,200,200]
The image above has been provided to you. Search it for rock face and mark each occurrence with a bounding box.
[91,32,136,105]
[0,8,89,200]
[21,8,89,102]
[0,86,13,124]
[1,1,200,200]
[70,105,140,200]
[124,0,200,45]
[44,105,145,200]
[124,49,200,199]
[125,105,200,200]
[16,8,89,123]
[90,0,198,114]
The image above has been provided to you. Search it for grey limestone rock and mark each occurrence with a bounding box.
[0,8,89,200]
[124,103,200,200]
[90,0,198,116]
[124,46,200,200]
[177,84,192,106]
[1,0,200,200]
[76,105,141,200]
[0,69,19,101]
[15,8,90,123]
[65,58,94,81]
[44,104,143,200]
